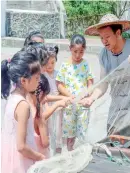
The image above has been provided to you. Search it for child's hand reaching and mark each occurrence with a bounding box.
[78,96,95,107]
[37,153,46,160]
[56,100,68,108]
[62,96,74,104]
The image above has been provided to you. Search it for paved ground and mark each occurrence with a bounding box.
[1,46,108,143]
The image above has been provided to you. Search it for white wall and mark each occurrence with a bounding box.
[1,0,6,37]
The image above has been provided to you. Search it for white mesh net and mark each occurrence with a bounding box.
[27,143,93,173]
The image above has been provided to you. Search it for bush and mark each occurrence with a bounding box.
[63,1,117,18]
[122,32,130,39]
[63,1,117,38]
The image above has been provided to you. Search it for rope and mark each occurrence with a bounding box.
[95,141,130,166]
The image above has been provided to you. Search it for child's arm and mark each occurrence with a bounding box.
[57,81,73,97]
[16,101,45,161]
[86,64,94,95]
[87,79,94,96]
[47,94,69,102]
[42,100,67,120]
[35,117,49,148]
[87,79,94,92]
[46,94,73,104]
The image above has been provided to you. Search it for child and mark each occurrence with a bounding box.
[56,34,94,150]
[24,30,44,47]
[1,51,45,173]
[27,74,68,158]
[43,46,70,155]
[43,46,59,95]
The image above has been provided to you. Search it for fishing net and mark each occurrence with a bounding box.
[74,57,130,137]
[27,57,130,173]
[89,57,130,137]
[27,143,93,173]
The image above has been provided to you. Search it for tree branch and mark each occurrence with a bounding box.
[119,1,129,18]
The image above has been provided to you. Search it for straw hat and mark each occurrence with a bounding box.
[85,14,130,36]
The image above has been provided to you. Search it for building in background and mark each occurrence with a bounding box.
[1,0,67,39]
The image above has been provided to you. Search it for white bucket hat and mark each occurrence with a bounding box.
[85,14,130,36]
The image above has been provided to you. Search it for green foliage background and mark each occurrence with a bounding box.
[63,0,117,18]
[63,0,130,38]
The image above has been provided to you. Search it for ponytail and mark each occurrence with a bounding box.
[54,45,59,61]
[46,45,59,61]
[35,74,50,118]
[54,45,59,55]
[24,37,29,46]
[36,96,40,119]
[1,60,11,99]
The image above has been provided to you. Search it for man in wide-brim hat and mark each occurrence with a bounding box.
[80,14,130,135]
